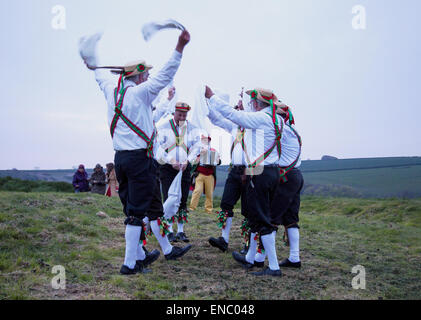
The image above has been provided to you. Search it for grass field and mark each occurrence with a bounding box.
[0,191,420,300]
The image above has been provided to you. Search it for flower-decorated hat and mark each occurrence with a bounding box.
[276,102,295,125]
[122,60,153,78]
[175,102,191,112]
[246,88,283,107]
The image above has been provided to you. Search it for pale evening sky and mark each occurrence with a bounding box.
[0,0,420,169]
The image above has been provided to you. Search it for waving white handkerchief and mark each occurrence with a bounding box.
[163,170,183,220]
[78,32,103,67]
[142,19,185,42]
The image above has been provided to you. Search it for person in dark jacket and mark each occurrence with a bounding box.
[90,164,107,195]
[72,164,90,193]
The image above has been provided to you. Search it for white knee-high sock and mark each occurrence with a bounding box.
[150,220,173,255]
[136,242,146,261]
[288,228,300,263]
[255,251,266,263]
[221,217,232,243]
[245,232,258,264]
[261,232,280,271]
[124,225,142,269]
[168,221,174,233]
[177,222,184,233]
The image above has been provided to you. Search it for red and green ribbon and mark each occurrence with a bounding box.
[216,210,229,229]
[157,218,170,237]
[177,209,188,224]
[241,218,250,244]
[166,119,189,154]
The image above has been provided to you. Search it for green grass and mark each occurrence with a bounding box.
[0,191,420,300]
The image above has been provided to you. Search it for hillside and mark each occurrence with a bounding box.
[0,192,420,300]
[2,157,420,198]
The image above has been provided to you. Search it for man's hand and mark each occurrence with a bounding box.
[205,85,214,99]
[176,30,190,54]
[168,87,175,101]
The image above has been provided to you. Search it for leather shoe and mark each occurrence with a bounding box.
[279,258,301,268]
[176,232,190,243]
[232,251,254,269]
[165,244,192,260]
[251,267,282,277]
[209,237,228,252]
[136,249,160,268]
[120,264,151,275]
[167,232,176,242]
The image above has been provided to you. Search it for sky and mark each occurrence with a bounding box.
[0,0,420,169]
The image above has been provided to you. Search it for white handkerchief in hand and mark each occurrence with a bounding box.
[142,19,185,42]
[163,170,183,220]
[78,32,103,67]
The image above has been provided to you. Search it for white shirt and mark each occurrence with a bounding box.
[208,105,247,166]
[279,123,302,168]
[157,119,202,164]
[210,95,283,166]
[95,50,182,152]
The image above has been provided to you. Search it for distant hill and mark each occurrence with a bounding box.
[321,155,338,160]
[1,156,421,198]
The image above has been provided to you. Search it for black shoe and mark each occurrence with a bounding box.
[165,244,192,260]
[136,249,160,268]
[251,267,282,277]
[232,251,254,270]
[279,258,301,269]
[209,237,228,252]
[120,264,151,275]
[176,232,190,243]
[240,244,249,255]
[167,232,176,243]
[254,261,264,268]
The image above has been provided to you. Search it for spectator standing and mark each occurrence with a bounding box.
[105,162,119,197]
[72,164,90,193]
[90,164,107,195]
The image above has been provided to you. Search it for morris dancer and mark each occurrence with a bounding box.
[255,103,303,269]
[205,86,284,277]
[157,101,201,243]
[82,30,192,275]
[206,96,252,255]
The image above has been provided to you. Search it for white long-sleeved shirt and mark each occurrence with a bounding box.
[279,123,302,168]
[156,119,202,164]
[207,104,247,166]
[94,50,182,152]
[210,95,283,166]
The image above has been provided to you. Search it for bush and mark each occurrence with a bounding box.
[0,176,73,193]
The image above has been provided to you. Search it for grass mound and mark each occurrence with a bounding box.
[0,192,420,300]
